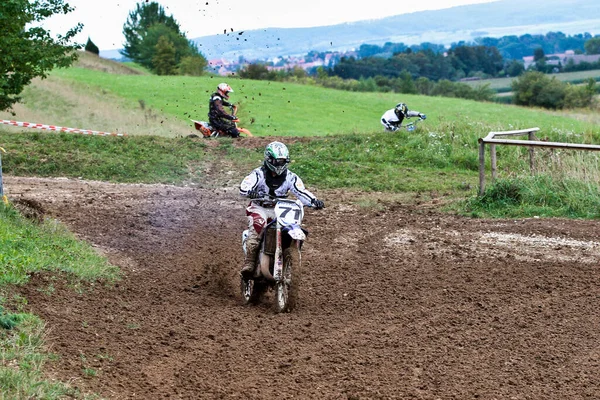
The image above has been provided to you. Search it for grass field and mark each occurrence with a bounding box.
[1,51,597,140]
[40,65,596,138]
[465,69,600,92]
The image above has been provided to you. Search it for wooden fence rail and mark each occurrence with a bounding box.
[478,127,600,195]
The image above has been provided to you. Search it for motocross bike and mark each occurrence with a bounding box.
[401,115,426,132]
[191,105,253,138]
[240,196,309,313]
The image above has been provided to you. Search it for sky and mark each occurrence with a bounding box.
[41,0,497,51]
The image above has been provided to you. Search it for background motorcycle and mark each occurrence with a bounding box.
[400,115,426,132]
[240,196,308,313]
[191,105,253,138]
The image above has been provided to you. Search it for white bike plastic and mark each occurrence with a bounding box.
[240,197,309,313]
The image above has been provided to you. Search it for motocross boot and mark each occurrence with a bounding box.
[240,235,260,278]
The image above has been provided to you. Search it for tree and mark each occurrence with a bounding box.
[584,37,600,55]
[0,0,82,111]
[505,59,525,77]
[152,36,177,75]
[177,55,208,76]
[238,63,275,80]
[315,66,329,80]
[532,47,548,72]
[533,47,545,62]
[398,71,417,94]
[512,71,566,109]
[136,23,193,71]
[121,1,206,75]
[121,1,179,62]
[415,77,435,96]
[564,79,597,109]
[85,37,100,55]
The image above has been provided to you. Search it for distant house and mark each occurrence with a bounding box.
[523,50,600,69]
[208,58,237,76]
[206,50,351,76]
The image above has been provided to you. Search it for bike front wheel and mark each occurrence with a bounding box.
[240,276,266,305]
[274,246,301,313]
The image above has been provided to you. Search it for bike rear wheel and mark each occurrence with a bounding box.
[274,246,301,313]
[238,128,253,137]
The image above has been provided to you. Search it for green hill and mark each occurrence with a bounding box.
[44,63,600,138]
[465,70,600,94]
[1,51,597,138]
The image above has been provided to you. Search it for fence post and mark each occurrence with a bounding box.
[528,131,535,173]
[478,139,486,196]
[490,143,497,181]
[0,147,6,204]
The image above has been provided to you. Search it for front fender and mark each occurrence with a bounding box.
[284,225,306,241]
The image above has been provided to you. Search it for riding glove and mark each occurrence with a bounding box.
[312,199,325,209]
[247,190,261,199]
[419,114,426,120]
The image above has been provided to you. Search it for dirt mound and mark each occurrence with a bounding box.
[75,50,145,75]
[11,197,46,223]
[4,175,600,399]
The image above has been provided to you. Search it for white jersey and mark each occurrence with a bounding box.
[381,108,421,131]
[240,166,317,207]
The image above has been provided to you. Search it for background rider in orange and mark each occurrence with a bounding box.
[208,83,240,138]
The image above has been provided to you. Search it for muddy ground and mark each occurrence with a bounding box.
[4,171,600,399]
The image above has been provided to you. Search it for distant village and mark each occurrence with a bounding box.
[523,50,600,70]
[207,48,600,77]
[206,51,354,76]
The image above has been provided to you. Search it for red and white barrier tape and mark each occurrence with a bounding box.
[0,120,126,136]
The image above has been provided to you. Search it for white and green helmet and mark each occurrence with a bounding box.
[264,141,290,175]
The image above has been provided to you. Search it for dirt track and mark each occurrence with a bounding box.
[5,174,600,400]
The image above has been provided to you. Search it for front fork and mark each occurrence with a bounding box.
[273,227,284,282]
[274,229,303,283]
[242,230,249,255]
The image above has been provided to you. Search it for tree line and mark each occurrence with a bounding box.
[331,34,600,83]
[357,32,599,61]
[331,46,508,82]
[238,63,498,102]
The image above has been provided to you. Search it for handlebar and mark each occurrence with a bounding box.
[402,115,426,131]
[247,193,322,208]
[251,193,288,202]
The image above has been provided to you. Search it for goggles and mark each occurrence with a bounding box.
[271,158,288,167]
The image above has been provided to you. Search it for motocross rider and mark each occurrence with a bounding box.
[208,83,240,138]
[239,141,325,278]
[381,102,426,132]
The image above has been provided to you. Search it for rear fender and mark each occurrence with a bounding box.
[191,120,213,137]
